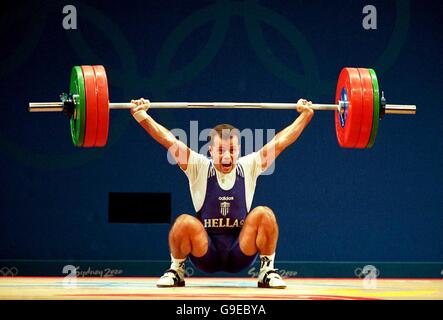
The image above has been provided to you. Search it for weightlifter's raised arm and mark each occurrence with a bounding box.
[130,98,191,171]
[258,99,314,172]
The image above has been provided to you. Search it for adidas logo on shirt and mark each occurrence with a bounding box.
[218,196,234,201]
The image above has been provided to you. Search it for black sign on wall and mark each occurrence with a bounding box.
[108,192,171,224]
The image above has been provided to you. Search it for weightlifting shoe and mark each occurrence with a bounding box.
[258,269,287,289]
[156,269,185,287]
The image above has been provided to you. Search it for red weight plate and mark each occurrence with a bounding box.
[80,66,98,147]
[355,68,374,148]
[92,65,109,147]
[335,68,363,148]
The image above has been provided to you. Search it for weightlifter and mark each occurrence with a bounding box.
[131,98,314,288]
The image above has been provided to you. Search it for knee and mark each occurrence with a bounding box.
[171,214,208,257]
[171,214,202,236]
[254,206,277,225]
[173,214,198,231]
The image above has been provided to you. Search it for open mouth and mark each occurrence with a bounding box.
[221,163,232,170]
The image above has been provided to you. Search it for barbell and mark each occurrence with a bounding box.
[28,65,416,148]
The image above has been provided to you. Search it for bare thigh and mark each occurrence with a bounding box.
[239,206,279,256]
[169,214,209,258]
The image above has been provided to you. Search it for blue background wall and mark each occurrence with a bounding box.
[0,0,442,264]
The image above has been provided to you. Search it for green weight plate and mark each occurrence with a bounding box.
[69,66,86,147]
[367,69,379,148]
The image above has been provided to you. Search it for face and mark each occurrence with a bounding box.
[209,134,240,174]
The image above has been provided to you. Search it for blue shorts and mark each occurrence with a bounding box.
[189,233,258,273]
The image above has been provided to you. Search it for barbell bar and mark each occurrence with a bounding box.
[28,101,416,113]
[28,65,416,148]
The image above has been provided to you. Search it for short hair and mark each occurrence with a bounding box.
[209,123,240,146]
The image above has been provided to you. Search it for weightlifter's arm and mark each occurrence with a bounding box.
[258,98,314,172]
[130,98,191,171]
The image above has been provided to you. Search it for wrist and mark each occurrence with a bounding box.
[302,108,314,117]
[133,110,149,123]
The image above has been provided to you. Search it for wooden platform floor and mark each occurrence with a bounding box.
[0,277,442,300]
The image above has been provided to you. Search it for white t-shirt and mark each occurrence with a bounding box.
[182,150,263,212]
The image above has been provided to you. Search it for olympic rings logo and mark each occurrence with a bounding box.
[0,267,19,277]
